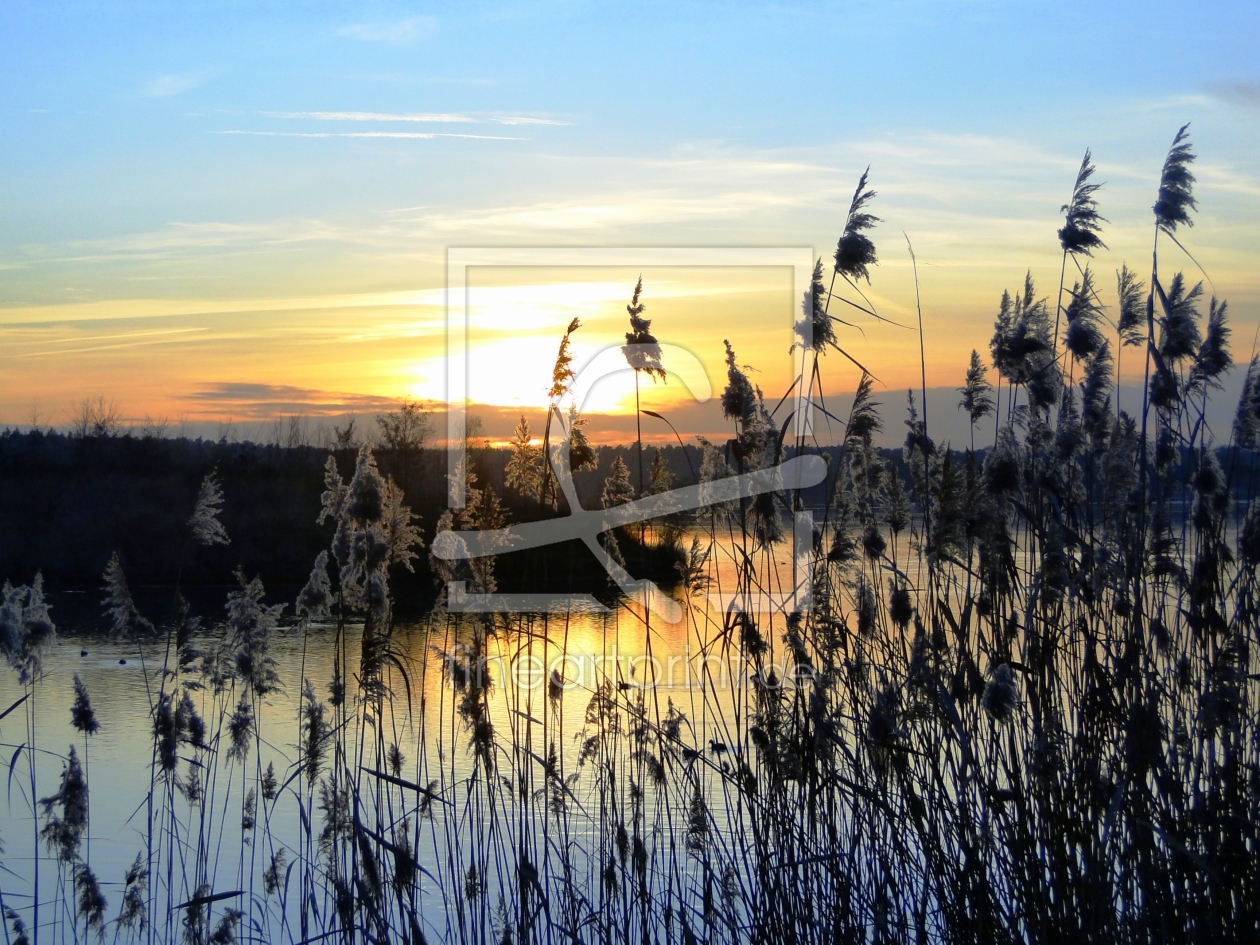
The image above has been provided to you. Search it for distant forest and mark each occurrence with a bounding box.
[0,427,826,600]
[5,425,1255,613]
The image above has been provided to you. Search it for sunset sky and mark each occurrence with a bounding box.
[3,1,1258,445]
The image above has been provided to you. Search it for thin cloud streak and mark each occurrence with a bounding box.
[9,332,214,359]
[185,382,409,418]
[493,116,571,126]
[218,130,522,140]
[143,72,209,97]
[0,290,445,326]
[2,326,208,350]
[262,111,569,126]
[336,17,436,46]
[265,110,476,123]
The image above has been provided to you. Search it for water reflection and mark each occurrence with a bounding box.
[0,553,801,939]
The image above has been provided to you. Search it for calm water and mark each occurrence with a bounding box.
[0,530,811,939]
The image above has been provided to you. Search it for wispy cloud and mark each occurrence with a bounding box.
[8,132,1256,322]
[0,290,446,327]
[1208,80,1260,111]
[187,382,404,416]
[7,327,211,359]
[143,72,209,97]
[337,16,436,45]
[324,73,496,87]
[218,130,522,140]
[492,116,571,126]
[261,110,569,126]
[264,110,476,123]
[1196,163,1260,199]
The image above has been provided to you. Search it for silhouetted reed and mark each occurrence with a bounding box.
[1,126,1257,944]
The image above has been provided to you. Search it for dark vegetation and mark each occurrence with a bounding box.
[3,428,1251,598]
[2,125,1260,944]
[0,431,718,600]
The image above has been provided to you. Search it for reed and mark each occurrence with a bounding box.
[1,126,1257,944]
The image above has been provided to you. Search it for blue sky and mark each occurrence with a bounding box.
[2,1,1258,430]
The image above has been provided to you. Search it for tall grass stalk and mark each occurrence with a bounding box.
[1,125,1257,944]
